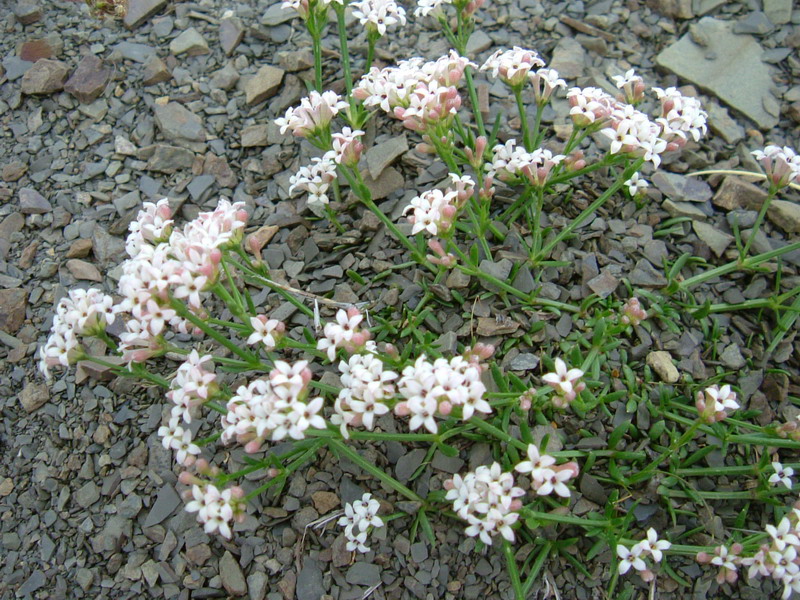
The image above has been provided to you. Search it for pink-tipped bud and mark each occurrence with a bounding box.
[244,440,262,453]
[696,552,711,564]
[347,306,361,319]
[179,471,196,485]
[384,344,399,359]
[443,479,455,491]
[195,458,210,473]
[509,499,523,511]
[230,486,245,500]
[157,203,173,220]
[640,569,655,583]
[557,461,580,480]
[519,397,532,410]
[267,468,280,478]
[236,209,249,223]
[210,249,222,264]
[300,367,313,385]
[428,239,446,257]
[438,401,452,416]
[394,402,410,417]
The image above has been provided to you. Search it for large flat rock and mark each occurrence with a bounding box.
[656,17,778,129]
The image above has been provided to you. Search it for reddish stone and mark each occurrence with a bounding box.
[19,40,53,62]
[64,55,110,103]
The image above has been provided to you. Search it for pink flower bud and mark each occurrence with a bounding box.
[244,440,262,453]
[394,402,410,417]
[509,499,523,511]
[267,468,280,478]
[179,471,196,485]
[383,344,399,359]
[438,401,452,415]
[347,306,361,319]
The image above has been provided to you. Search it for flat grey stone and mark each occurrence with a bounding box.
[366,135,408,180]
[113,190,140,215]
[692,220,733,257]
[732,11,774,34]
[143,484,181,527]
[656,17,778,129]
[261,2,297,25]
[629,259,667,288]
[296,559,325,600]
[188,175,216,202]
[18,187,50,214]
[720,343,746,369]
[431,450,464,474]
[768,200,800,233]
[113,41,157,63]
[346,562,381,586]
[465,30,492,54]
[651,172,712,203]
[220,551,247,596]
[705,101,745,144]
[2,56,33,81]
[410,542,429,563]
[478,258,513,293]
[154,102,206,143]
[17,570,46,596]
[76,481,100,508]
[549,37,586,79]
[764,0,792,24]
[123,0,167,28]
[395,448,426,482]
[587,269,619,298]
[507,353,539,371]
[170,27,209,56]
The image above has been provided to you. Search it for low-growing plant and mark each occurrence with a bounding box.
[42,0,800,597]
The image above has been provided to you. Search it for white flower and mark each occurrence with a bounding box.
[338,493,384,553]
[624,172,649,197]
[770,462,795,490]
[352,0,406,36]
[617,544,646,575]
[766,517,800,552]
[635,528,671,563]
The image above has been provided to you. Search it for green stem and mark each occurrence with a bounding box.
[535,158,644,262]
[311,28,323,91]
[365,33,376,73]
[520,507,609,528]
[503,540,525,600]
[627,419,703,485]
[468,417,528,452]
[740,186,777,260]
[464,66,486,138]
[513,87,530,151]
[335,6,353,98]
[327,438,424,503]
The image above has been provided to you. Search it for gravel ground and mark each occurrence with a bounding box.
[1,0,799,599]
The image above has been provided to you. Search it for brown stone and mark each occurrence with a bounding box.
[186,543,212,565]
[20,382,49,413]
[19,39,53,62]
[203,154,237,188]
[241,124,270,148]
[14,2,42,24]
[20,59,69,95]
[65,55,110,103]
[245,225,279,256]
[244,65,284,105]
[311,491,340,514]
[712,176,769,211]
[142,54,171,86]
[18,240,38,269]
[2,161,28,182]
[123,0,167,28]
[67,239,93,258]
[66,259,103,282]
[219,17,245,57]
[0,289,27,333]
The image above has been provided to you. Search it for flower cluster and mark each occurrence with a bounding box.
[487,140,565,187]
[752,145,800,190]
[480,47,545,88]
[652,86,708,149]
[332,352,398,438]
[38,288,117,379]
[695,384,739,423]
[165,350,217,424]
[182,479,245,539]
[621,297,648,326]
[542,358,585,409]
[354,53,472,140]
[352,0,406,36]
[220,361,325,450]
[515,444,579,498]
[444,463,524,545]
[696,503,800,598]
[612,69,646,105]
[289,153,338,207]
[403,174,475,235]
[275,91,348,139]
[394,347,493,433]
[617,528,671,582]
[331,127,365,167]
[599,104,667,168]
[338,493,384,552]
[317,307,372,361]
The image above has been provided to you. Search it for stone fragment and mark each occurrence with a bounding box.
[587,270,619,298]
[507,353,539,371]
[241,124,270,147]
[712,176,767,211]
[142,54,171,85]
[19,187,51,214]
[187,175,216,201]
[476,317,519,336]
[65,54,110,103]
[203,154,237,188]
[733,11,774,35]
[14,2,42,24]
[19,381,48,413]
[17,571,46,597]
[366,135,408,180]
[143,145,195,173]
[647,351,680,383]
[276,49,314,72]
[346,562,381,586]
[66,259,102,282]
[651,172,712,203]
[20,59,69,95]
[220,551,247,596]
[245,65,285,105]
[76,481,101,508]
[296,559,325,600]
[247,571,269,600]
[720,343,746,369]
[395,448,426,482]
[629,259,667,287]
[662,199,708,220]
[0,289,27,333]
[0,478,13,497]
[3,56,33,81]
[19,39,53,62]
[143,484,181,527]
[210,62,239,90]
[2,161,28,182]
[768,200,800,234]
[311,491,340,513]
[154,102,206,144]
[114,41,157,63]
[764,0,792,24]
[656,18,778,129]
[246,225,279,256]
[360,166,404,200]
[115,135,137,156]
[124,0,167,29]
[220,17,245,56]
[170,28,210,56]
[479,258,513,293]
[692,221,733,257]
[705,102,745,144]
[649,0,693,18]
[465,30,492,54]
[549,37,586,79]
[261,2,296,25]
[141,560,159,587]
[278,571,296,599]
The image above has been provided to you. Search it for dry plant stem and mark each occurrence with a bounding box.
[740,184,778,260]
[534,158,645,263]
[687,169,800,192]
